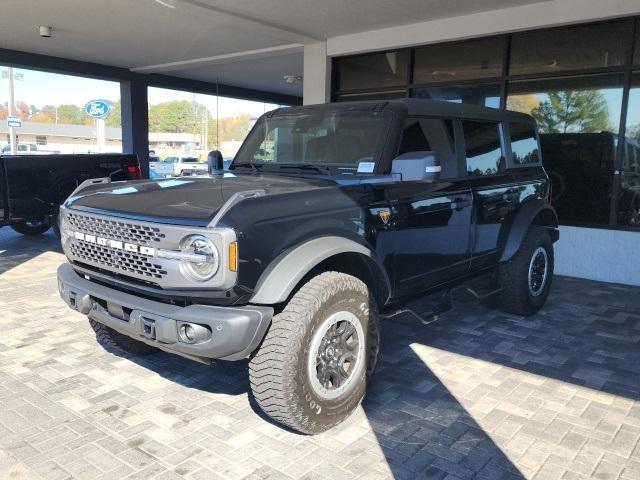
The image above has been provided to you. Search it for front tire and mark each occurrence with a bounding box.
[89,319,158,355]
[10,220,51,236]
[496,226,554,316]
[249,271,380,434]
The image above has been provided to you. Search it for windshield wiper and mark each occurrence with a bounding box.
[278,163,332,175]
[231,162,262,173]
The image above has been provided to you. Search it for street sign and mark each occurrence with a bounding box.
[7,116,21,128]
[85,99,111,119]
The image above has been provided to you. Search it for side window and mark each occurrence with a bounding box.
[509,122,540,165]
[462,120,503,176]
[398,118,458,178]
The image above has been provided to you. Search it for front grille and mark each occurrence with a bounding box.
[73,261,164,291]
[67,212,166,245]
[70,241,168,279]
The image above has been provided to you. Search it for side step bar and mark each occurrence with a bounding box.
[382,273,502,324]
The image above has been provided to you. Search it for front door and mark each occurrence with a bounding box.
[392,181,473,296]
[389,117,472,297]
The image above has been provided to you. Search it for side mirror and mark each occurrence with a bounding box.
[391,151,441,182]
[207,150,224,176]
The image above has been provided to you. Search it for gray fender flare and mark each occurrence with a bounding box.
[499,200,559,262]
[250,236,384,305]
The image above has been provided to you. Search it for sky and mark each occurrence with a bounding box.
[0,66,280,120]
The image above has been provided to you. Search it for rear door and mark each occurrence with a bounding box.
[461,119,518,270]
[391,117,473,296]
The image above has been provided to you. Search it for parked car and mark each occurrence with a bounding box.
[148,155,170,179]
[0,153,142,236]
[57,99,558,434]
[1,143,39,154]
[159,156,208,176]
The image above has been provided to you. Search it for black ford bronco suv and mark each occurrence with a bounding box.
[57,99,559,434]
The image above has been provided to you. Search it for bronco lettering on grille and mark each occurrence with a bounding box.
[73,231,156,256]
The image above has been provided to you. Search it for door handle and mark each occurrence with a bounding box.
[450,198,471,211]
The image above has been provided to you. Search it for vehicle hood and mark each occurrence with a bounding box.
[64,173,342,225]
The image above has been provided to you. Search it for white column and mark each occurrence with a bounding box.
[303,42,331,105]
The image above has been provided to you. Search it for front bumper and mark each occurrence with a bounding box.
[57,263,272,362]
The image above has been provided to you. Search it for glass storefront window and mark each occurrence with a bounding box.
[636,20,640,65]
[147,86,280,178]
[336,50,409,92]
[335,90,406,102]
[507,74,624,226]
[509,21,632,76]
[620,72,640,227]
[0,66,122,155]
[413,37,503,84]
[412,84,500,108]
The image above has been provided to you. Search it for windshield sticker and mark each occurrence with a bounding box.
[357,162,375,173]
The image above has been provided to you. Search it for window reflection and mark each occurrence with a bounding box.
[508,74,624,226]
[335,90,406,102]
[635,20,640,65]
[462,121,503,176]
[412,84,500,108]
[413,38,503,84]
[509,122,540,165]
[336,51,409,92]
[510,21,632,75]
[620,73,640,226]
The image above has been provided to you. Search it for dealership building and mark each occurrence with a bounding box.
[1,0,639,286]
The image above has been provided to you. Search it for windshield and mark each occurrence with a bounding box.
[233,110,388,174]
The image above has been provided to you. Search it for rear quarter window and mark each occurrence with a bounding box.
[510,122,540,165]
[462,120,503,177]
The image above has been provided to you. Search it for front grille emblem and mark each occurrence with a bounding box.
[72,231,156,256]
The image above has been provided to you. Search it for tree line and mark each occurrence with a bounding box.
[2,94,639,143]
[0,99,255,146]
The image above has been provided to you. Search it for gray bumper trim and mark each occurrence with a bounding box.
[57,263,272,361]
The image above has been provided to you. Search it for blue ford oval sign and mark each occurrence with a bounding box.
[85,100,111,119]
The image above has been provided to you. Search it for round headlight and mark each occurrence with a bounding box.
[179,235,219,281]
[59,213,72,244]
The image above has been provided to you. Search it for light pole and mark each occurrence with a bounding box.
[7,67,17,155]
[3,68,24,155]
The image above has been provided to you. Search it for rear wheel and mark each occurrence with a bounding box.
[496,226,554,316]
[10,219,51,236]
[89,319,158,355]
[249,271,380,434]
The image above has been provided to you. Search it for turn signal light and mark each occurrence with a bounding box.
[228,242,238,272]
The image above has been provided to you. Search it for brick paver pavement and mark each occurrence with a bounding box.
[0,228,639,479]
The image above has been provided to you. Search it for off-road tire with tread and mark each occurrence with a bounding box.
[89,319,158,355]
[249,271,380,434]
[496,226,554,316]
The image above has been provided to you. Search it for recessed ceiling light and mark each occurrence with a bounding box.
[154,0,176,9]
[39,25,52,38]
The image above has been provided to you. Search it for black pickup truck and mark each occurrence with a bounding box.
[0,154,142,236]
[57,99,559,434]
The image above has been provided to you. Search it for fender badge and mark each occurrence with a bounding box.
[378,209,391,225]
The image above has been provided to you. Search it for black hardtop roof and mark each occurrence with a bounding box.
[270,98,535,124]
